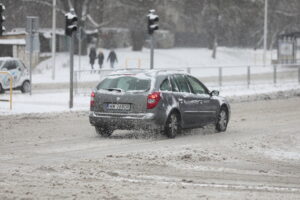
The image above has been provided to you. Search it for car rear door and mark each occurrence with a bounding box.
[171,74,200,128]
[186,75,220,126]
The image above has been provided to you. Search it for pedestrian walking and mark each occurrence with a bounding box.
[89,47,96,72]
[107,49,118,69]
[98,50,104,70]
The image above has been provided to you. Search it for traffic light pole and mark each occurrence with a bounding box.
[150,34,154,69]
[147,9,159,69]
[65,9,77,109]
[69,33,74,109]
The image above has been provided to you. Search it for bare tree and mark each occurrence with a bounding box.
[22,0,109,29]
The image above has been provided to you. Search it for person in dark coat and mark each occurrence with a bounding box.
[107,49,118,69]
[97,50,104,69]
[89,47,97,71]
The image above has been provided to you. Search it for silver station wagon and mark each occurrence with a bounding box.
[89,70,230,138]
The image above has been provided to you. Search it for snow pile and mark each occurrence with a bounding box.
[264,149,300,161]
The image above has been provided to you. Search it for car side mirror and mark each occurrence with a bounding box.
[210,90,219,96]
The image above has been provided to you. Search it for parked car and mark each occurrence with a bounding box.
[0,57,30,93]
[89,70,230,138]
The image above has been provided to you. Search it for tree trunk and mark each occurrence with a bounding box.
[211,0,220,59]
[212,36,218,59]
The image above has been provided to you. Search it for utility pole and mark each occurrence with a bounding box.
[51,0,56,80]
[263,0,268,66]
[147,10,159,69]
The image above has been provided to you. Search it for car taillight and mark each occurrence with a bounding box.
[90,91,95,108]
[147,92,161,109]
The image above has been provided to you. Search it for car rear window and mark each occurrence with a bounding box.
[97,75,151,92]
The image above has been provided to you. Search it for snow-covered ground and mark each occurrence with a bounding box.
[1,47,299,115]
[1,98,300,200]
[34,47,279,83]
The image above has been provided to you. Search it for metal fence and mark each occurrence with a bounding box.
[74,64,300,95]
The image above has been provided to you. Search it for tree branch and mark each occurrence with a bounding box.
[22,0,66,14]
[86,14,111,29]
[67,0,73,9]
[81,0,90,22]
[274,10,300,17]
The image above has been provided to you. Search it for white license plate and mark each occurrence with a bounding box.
[107,103,131,111]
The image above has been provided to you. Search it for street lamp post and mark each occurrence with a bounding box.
[52,0,56,80]
[263,0,268,66]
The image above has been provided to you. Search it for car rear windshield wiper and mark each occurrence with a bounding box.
[105,88,124,92]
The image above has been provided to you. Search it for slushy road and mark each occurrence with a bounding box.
[1,97,300,199]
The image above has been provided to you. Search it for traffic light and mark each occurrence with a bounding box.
[147,9,159,35]
[0,3,5,36]
[65,9,78,37]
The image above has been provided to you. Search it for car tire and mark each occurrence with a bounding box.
[164,112,181,138]
[21,81,30,93]
[95,126,113,137]
[215,107,228,132]
[0,84,4,94]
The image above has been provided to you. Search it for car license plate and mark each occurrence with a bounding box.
[107,103,131,111]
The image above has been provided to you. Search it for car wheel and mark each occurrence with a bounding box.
[0,84,4,94]
[21,81,30,93]
[95,126,113,137]
[165,112,181,138]
[216,107,228,132]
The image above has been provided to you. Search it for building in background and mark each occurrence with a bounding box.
[277,32,300,64]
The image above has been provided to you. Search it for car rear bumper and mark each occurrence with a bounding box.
[89,111,162,131]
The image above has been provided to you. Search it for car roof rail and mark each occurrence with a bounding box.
[114,68,147,71]
[110,68,187,76]
[154,69,186,75]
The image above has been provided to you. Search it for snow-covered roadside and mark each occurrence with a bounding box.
[1,83,299,115]
[34,48,280,84]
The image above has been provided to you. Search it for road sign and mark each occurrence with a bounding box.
[26,16,39,35]
[26,16,40,53]
[25,16,39,95]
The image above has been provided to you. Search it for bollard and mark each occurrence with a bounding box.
[187,67,191,74]
[218,67,222,87]
[74,71,78,95]
[247,66,251,88]
[273,65,277,85]
[138,58,141,68]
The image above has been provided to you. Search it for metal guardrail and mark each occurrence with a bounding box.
[185,64,300,88]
